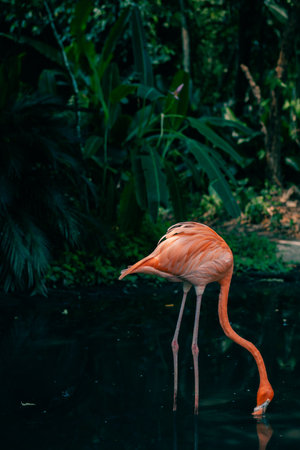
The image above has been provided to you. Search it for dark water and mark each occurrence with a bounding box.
[0,278,299,449]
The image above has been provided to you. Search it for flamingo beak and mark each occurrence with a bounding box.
[252,399,271,416]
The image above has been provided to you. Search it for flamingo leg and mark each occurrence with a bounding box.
[191,289,204,415]
[171,283,191,411]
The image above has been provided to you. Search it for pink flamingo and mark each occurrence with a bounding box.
[119,222,274,415]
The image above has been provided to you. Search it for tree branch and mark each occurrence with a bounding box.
[44,1,82,151]
[179,0,190,74]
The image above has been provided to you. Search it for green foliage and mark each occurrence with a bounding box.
[223,232,289,274]
[2,4,246,227]
[1,0,299,293]
[131,6,153,86]
[245,197,269,224]
[188,180,288,236]
[186,138,240,218]
[47,251,116,287]
[0,88,84,293]
[47,217,169,287]
[234,180,283,224]
[188,190,225,222]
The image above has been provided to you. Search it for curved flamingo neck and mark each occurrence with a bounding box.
[217,277,270,389]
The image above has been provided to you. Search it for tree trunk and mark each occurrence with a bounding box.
[265,4,300,185]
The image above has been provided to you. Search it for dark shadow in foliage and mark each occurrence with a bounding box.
[0,94,85,294]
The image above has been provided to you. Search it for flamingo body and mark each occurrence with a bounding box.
[119,222,274,415]
[120,222,233,287]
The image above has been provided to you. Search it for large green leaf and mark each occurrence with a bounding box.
[101,62,122,128]
[38,69,60,95]
[164,161,186,220]
[131,7,153,86]
[70,0,93,35]
[0,33,62,65]
[110,85,137,104]
[126,104,155,142]
[264,0,288,23]
[131,150,147,209]
[118,176,143,232]
[81,9,130,117]
[164,70,189,130]
[188,117,243,165]
[285,156,300,172]
[207,147,237,185]
[83,135,103,159]
[104,173,117,223]
[153,149,168,207]
[201,116,254,136]
[75,36,108,117]
[98,8,131,79]
[181,153,202,188]
[137,84,164,102]
[140,148,168,221]
[102,60,120,103]
[74,34,98,72]
[187,139,240,218]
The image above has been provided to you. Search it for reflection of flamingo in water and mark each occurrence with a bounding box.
[256,420,274,450]
[119,222,274,415]
[173,415,273,450]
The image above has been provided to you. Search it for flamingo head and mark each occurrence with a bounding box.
[252,383,274,416]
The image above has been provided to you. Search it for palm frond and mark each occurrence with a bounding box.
[0,94,86,292]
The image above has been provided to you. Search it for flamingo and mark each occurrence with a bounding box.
[119,222,274,415]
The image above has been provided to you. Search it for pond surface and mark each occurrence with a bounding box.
[0,278,299,449]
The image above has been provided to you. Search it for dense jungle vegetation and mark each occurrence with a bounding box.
[0,0,299,293]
